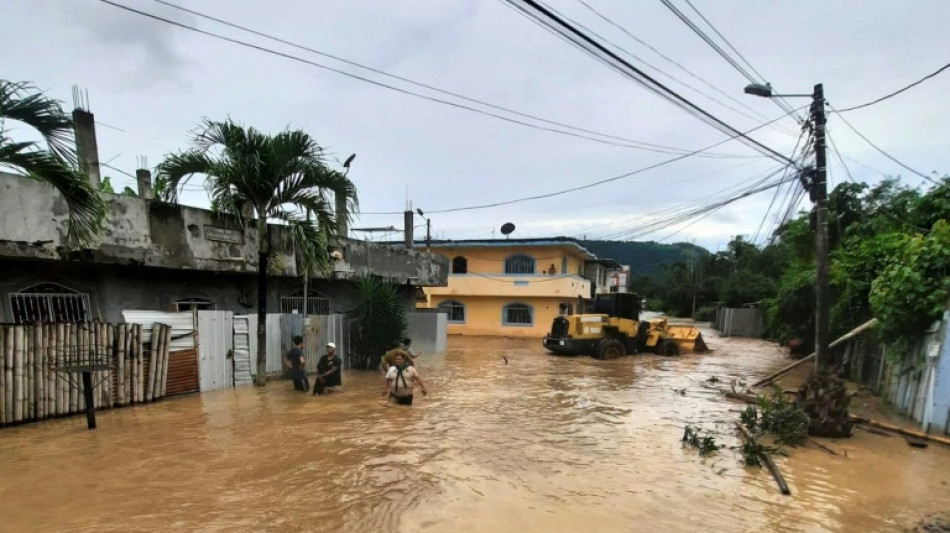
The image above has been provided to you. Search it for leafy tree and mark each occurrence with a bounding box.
[349,274,407,369]
[158,119,357,385]
[0,80,106,245]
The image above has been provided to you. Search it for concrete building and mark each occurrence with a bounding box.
[415,238,619,337]
[0,172,448,324]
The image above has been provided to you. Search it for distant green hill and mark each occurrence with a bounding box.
[581,240,709,277]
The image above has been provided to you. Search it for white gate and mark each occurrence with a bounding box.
[197,311,234,392]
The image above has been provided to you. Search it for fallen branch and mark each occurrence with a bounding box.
[735,421,791,495]
[849,415,950,447]
[724,390,759,404]
[753,318,878,388]
[808,437,841,456]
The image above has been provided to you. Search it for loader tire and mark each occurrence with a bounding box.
[595,338,626,360]
[655,339,680,356]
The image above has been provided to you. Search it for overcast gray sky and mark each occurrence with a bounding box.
[3,0,948,251]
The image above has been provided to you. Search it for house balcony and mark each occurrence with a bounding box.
[425,273,590,299]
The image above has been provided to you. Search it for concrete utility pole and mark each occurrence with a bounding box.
[812,83,831,372]
[72,109,101,189]
[403,210,414,250]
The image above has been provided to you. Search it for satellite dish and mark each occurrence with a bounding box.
[500,222,516,238]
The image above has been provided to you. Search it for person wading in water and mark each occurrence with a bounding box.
[383,352,427,406]
[285,335,309,392]
[313,342,343,395]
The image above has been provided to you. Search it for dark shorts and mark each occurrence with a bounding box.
[390,393,413,406]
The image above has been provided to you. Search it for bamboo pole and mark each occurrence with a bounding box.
[35,323,44,420]
[736,421,791,495]
[126,324,134,405]
[0,327,6,426]
[135,325,144,404]
[3,326,16,424]
[25,325,32,421]
[14,326,24,423]
[754,319,879,388]
[146,324,158,402]
[159,324,172,398]
[849,415,950,447]
[69,323,78,414]
[107,323,115,407]
[57,323,66,416]
[44,324,52,419]
[153,324,164,400]
[115,324,128,406]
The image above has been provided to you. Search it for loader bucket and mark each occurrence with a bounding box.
[667,324,708,353]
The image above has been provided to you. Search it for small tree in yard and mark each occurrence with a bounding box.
[158,119,357,386]
[349,274,407,369]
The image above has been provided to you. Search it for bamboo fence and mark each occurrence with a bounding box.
[0,322,173,428]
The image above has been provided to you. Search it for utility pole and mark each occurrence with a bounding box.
[426,217,431,253]
[812,83,831,372]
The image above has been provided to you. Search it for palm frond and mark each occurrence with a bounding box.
[273,209,332,276]
[155,150,217,203]
[0,142,106,245]
[0,80,77,166]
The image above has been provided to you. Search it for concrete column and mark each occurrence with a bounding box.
[335,193,348,238]
[72,109,101,189]
[136,168,153,200]
[404,210,414,250]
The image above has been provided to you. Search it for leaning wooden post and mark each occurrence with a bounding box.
[160,324,172,398]
[735,421,790,495]
[34,323,44,420]
[135,324,144,403]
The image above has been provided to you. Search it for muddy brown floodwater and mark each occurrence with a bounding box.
[2,331,949,532]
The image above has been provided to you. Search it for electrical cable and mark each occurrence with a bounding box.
[835,61,950,113]
[503,0,796,166]
[829,104,940,185]
[108,0,753,159]
[358,103,808,215]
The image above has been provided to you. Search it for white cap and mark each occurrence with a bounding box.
[326,342,336,348]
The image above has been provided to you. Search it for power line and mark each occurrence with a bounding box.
[829,104,940,185]
[542,0,795,135]
[571,0,794,133]
[835,61,950,113]
[107,0,752,159]
[359,104,807,215]
[659,0,802,122]
[503,0,796,166]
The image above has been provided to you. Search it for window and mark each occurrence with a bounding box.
[174,298,216,311]
[9,282,90,324]
[502,303,533,326]
[561,257,568,276]
[281,291,331,315]
[452,256,468,274]
[438,300,466,323]
[504,254,535,275]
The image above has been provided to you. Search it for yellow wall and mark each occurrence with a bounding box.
[421,243,594,337]
[430,295,578,337]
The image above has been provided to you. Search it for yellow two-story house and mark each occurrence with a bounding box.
[420,238,617,337]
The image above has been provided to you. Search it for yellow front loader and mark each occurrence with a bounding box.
[542,293,707,359]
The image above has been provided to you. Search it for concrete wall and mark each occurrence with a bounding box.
[715,307,764,337]
[0,172,446,287]
[406,311,447,355]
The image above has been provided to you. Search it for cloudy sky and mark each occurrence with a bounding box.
[3,0,948,251]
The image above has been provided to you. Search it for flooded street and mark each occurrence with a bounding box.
[1,331,949,532]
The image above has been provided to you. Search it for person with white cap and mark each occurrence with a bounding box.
[313,341,343,395]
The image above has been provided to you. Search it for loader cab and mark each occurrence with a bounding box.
[590,292,640,321]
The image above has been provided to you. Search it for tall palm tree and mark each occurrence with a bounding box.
[157,119,358,386]
[0,80,106,245]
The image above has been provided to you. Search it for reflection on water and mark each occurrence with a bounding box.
[1,331,948,532]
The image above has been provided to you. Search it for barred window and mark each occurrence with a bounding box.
[281,291,331,315]
[504,254,535,274]
[438,300,466,323]
[502,303,533,326]
[9,283,90,324]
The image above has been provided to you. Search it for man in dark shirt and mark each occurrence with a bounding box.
[314,342,343,395]
[285,335,308,392]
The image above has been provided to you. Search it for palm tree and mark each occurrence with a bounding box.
[0,80,106,245]
[157,119,358,386]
